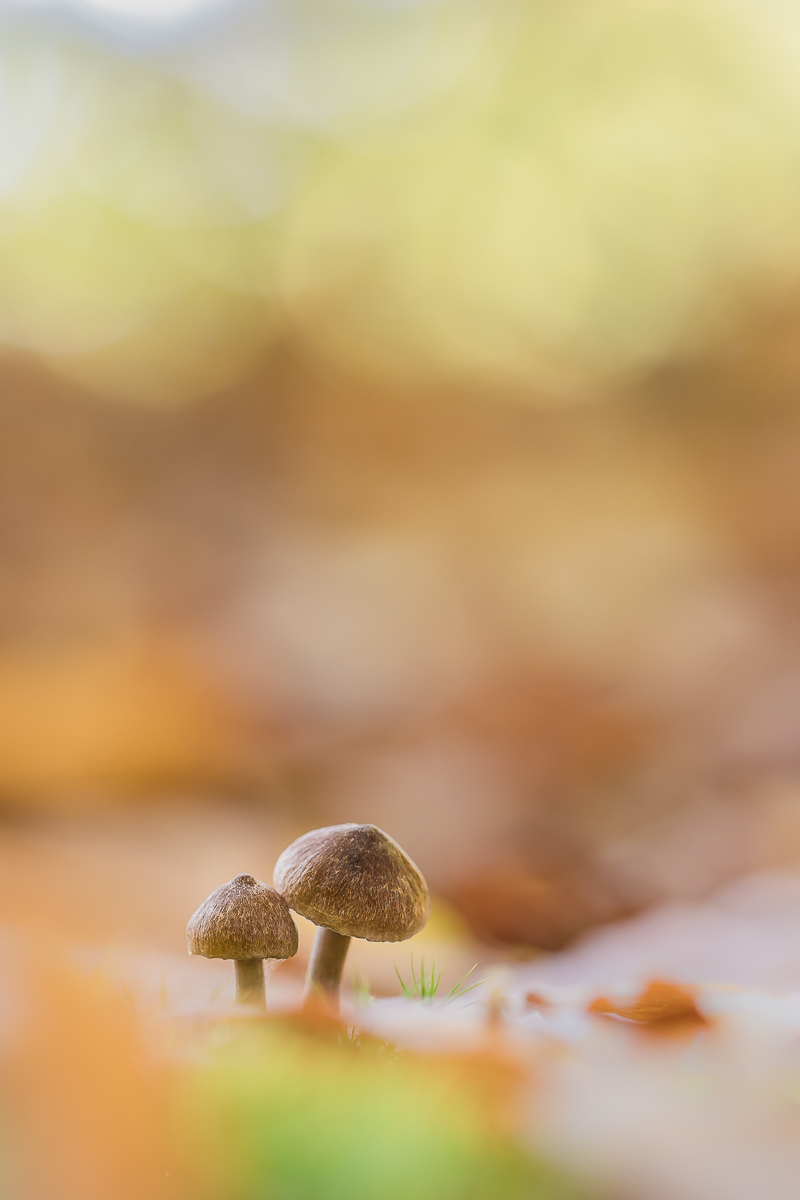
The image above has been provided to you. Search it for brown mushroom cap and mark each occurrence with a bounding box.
[187,874,299,960]
[273,823,430,942]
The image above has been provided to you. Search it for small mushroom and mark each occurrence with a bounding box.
[187,873,299,1009]
[274,823,429,1012]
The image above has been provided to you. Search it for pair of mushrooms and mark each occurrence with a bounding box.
[186,823,429,1012]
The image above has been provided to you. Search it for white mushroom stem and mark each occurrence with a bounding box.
[305,928,351,1013]
[235,958,266,1008]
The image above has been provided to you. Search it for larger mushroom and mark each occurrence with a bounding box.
[187,873,299,1009]
[274,823,429,1012]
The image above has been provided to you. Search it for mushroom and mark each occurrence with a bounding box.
[273,823,429,1012]
[187,873,299,1009]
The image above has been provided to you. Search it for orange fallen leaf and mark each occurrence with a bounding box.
[524,991,552,1010]
[588,979,708,1033]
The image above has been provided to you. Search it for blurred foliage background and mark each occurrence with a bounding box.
[4,0,800,954]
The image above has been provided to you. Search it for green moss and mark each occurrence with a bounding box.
[177,1021,582,1200]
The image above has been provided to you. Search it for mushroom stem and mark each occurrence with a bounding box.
[305,927,351,1012]
[235,958,266,1008]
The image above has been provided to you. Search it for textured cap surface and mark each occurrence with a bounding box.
[273,824,430,942]
[187,874,299,960]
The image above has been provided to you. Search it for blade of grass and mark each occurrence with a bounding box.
[442,965,484,1007]
[445,964,477,999]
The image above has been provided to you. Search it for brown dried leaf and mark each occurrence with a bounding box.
[588,978,708,1034]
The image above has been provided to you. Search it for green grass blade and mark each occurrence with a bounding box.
[395,964,412,998]
[445,964,478,1001]
[443,980,484,1005]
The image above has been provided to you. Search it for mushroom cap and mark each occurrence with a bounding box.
[187,874,299,960]
[273,823,430,942]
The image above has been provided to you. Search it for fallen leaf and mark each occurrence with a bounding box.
[588,979,708,1035]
